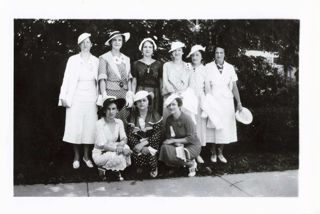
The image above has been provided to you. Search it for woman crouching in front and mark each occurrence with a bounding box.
[92,96,132,181]
[159,94,201,177]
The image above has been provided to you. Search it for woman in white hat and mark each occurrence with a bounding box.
[187,45,207,164]
[58,32,99,169]
[92,96,132,181]
[131,38,163,115]
[205,46,243,163]
[162,41,193,121]
[98,31,133,122]
[127,90,162,178]
[159,94,201,177]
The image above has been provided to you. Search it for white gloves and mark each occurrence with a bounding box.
[125,91,134,108]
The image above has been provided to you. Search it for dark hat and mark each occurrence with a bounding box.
[98,96,126,116]
[105,31,130,46]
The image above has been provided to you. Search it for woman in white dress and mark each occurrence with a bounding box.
[58,33,99,169]
[187,45,207,164]
[92,97,132,181]
[205,46,243,163]
[162,41,193,122]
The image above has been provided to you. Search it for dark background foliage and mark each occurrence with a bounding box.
[14,19,299,184]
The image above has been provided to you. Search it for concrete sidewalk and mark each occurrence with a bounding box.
[14,170,298,197]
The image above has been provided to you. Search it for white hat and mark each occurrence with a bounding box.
[164,93,182,107]
[235,107,253,125]
[77,33,91,45]
[186,45,206,58]
[133,90,154,103]
[169,41,186,52]
[105,31,130,46]
[138,38,157,51]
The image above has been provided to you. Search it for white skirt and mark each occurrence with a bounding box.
[206,96,237,144]
[63,100,97,144]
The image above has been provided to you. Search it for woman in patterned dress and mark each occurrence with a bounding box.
[127,90,162,178]
[92,97,132,181]
[132,38,163,115]
[159,94,201,177]
[98,31,134,122]
[187,45,207,164]
[58,33,98,169]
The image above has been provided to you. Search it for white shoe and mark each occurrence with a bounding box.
[218,154,227,163]
[82,157,94,168]
[118,172,124,181]
[188,160,197,177]
[196,155,204,164]
[210,154,217,163]
[73,160,80,169]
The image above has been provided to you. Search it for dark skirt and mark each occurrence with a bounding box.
[131,153,158,171]
[158,144,201,167]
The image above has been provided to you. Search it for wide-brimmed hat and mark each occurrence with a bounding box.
[186,45,206,58]
[77,32,91,45]
[164,93,182,107]
[105,31,130,46]
[169,41,186,52]
[99,96,126,115]
[133,90,154,103]
[138,38,157,51]
[235,107,253,125]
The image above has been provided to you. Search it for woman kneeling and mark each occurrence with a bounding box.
[159,94,201,177]
[92,96,132,181]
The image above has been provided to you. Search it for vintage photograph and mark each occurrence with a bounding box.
[13,19,299,197]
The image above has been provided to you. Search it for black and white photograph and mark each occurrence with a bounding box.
[1,0,320,213]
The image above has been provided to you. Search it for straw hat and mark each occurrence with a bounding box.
[77,32,91,45]
[105,31,130,46]
[186,45,206,58]
[169,41,186,52]
[133,90,154,103]
[138,38,157,51]
[164,93,182,107]
[235,107,253,125]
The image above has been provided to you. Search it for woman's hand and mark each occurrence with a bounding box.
[163,138,175,145]
[174,142,182,147]
[122,148,132,156]
[116,146,124,155]
[141,147,150,155]
[134,142,145,153]
[237,102,243,111]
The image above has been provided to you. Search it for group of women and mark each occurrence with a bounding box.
[58,31,243,181]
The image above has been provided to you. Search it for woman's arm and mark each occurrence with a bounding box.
[232,81,243,111]
[98,57,108,97]
[131,77,137,93]
[162,63,175,95]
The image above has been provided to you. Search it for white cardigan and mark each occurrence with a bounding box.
[58,53,99,107]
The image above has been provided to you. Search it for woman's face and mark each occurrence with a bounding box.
[215,47,225,64]
[172,48,183,60]
[136,97,149,111]
[79,38,92,52]
[105,103,118,119]
[191,51,202,65]
[142,41,154,57]
[167,99,180,115]
[111,35,123,50]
